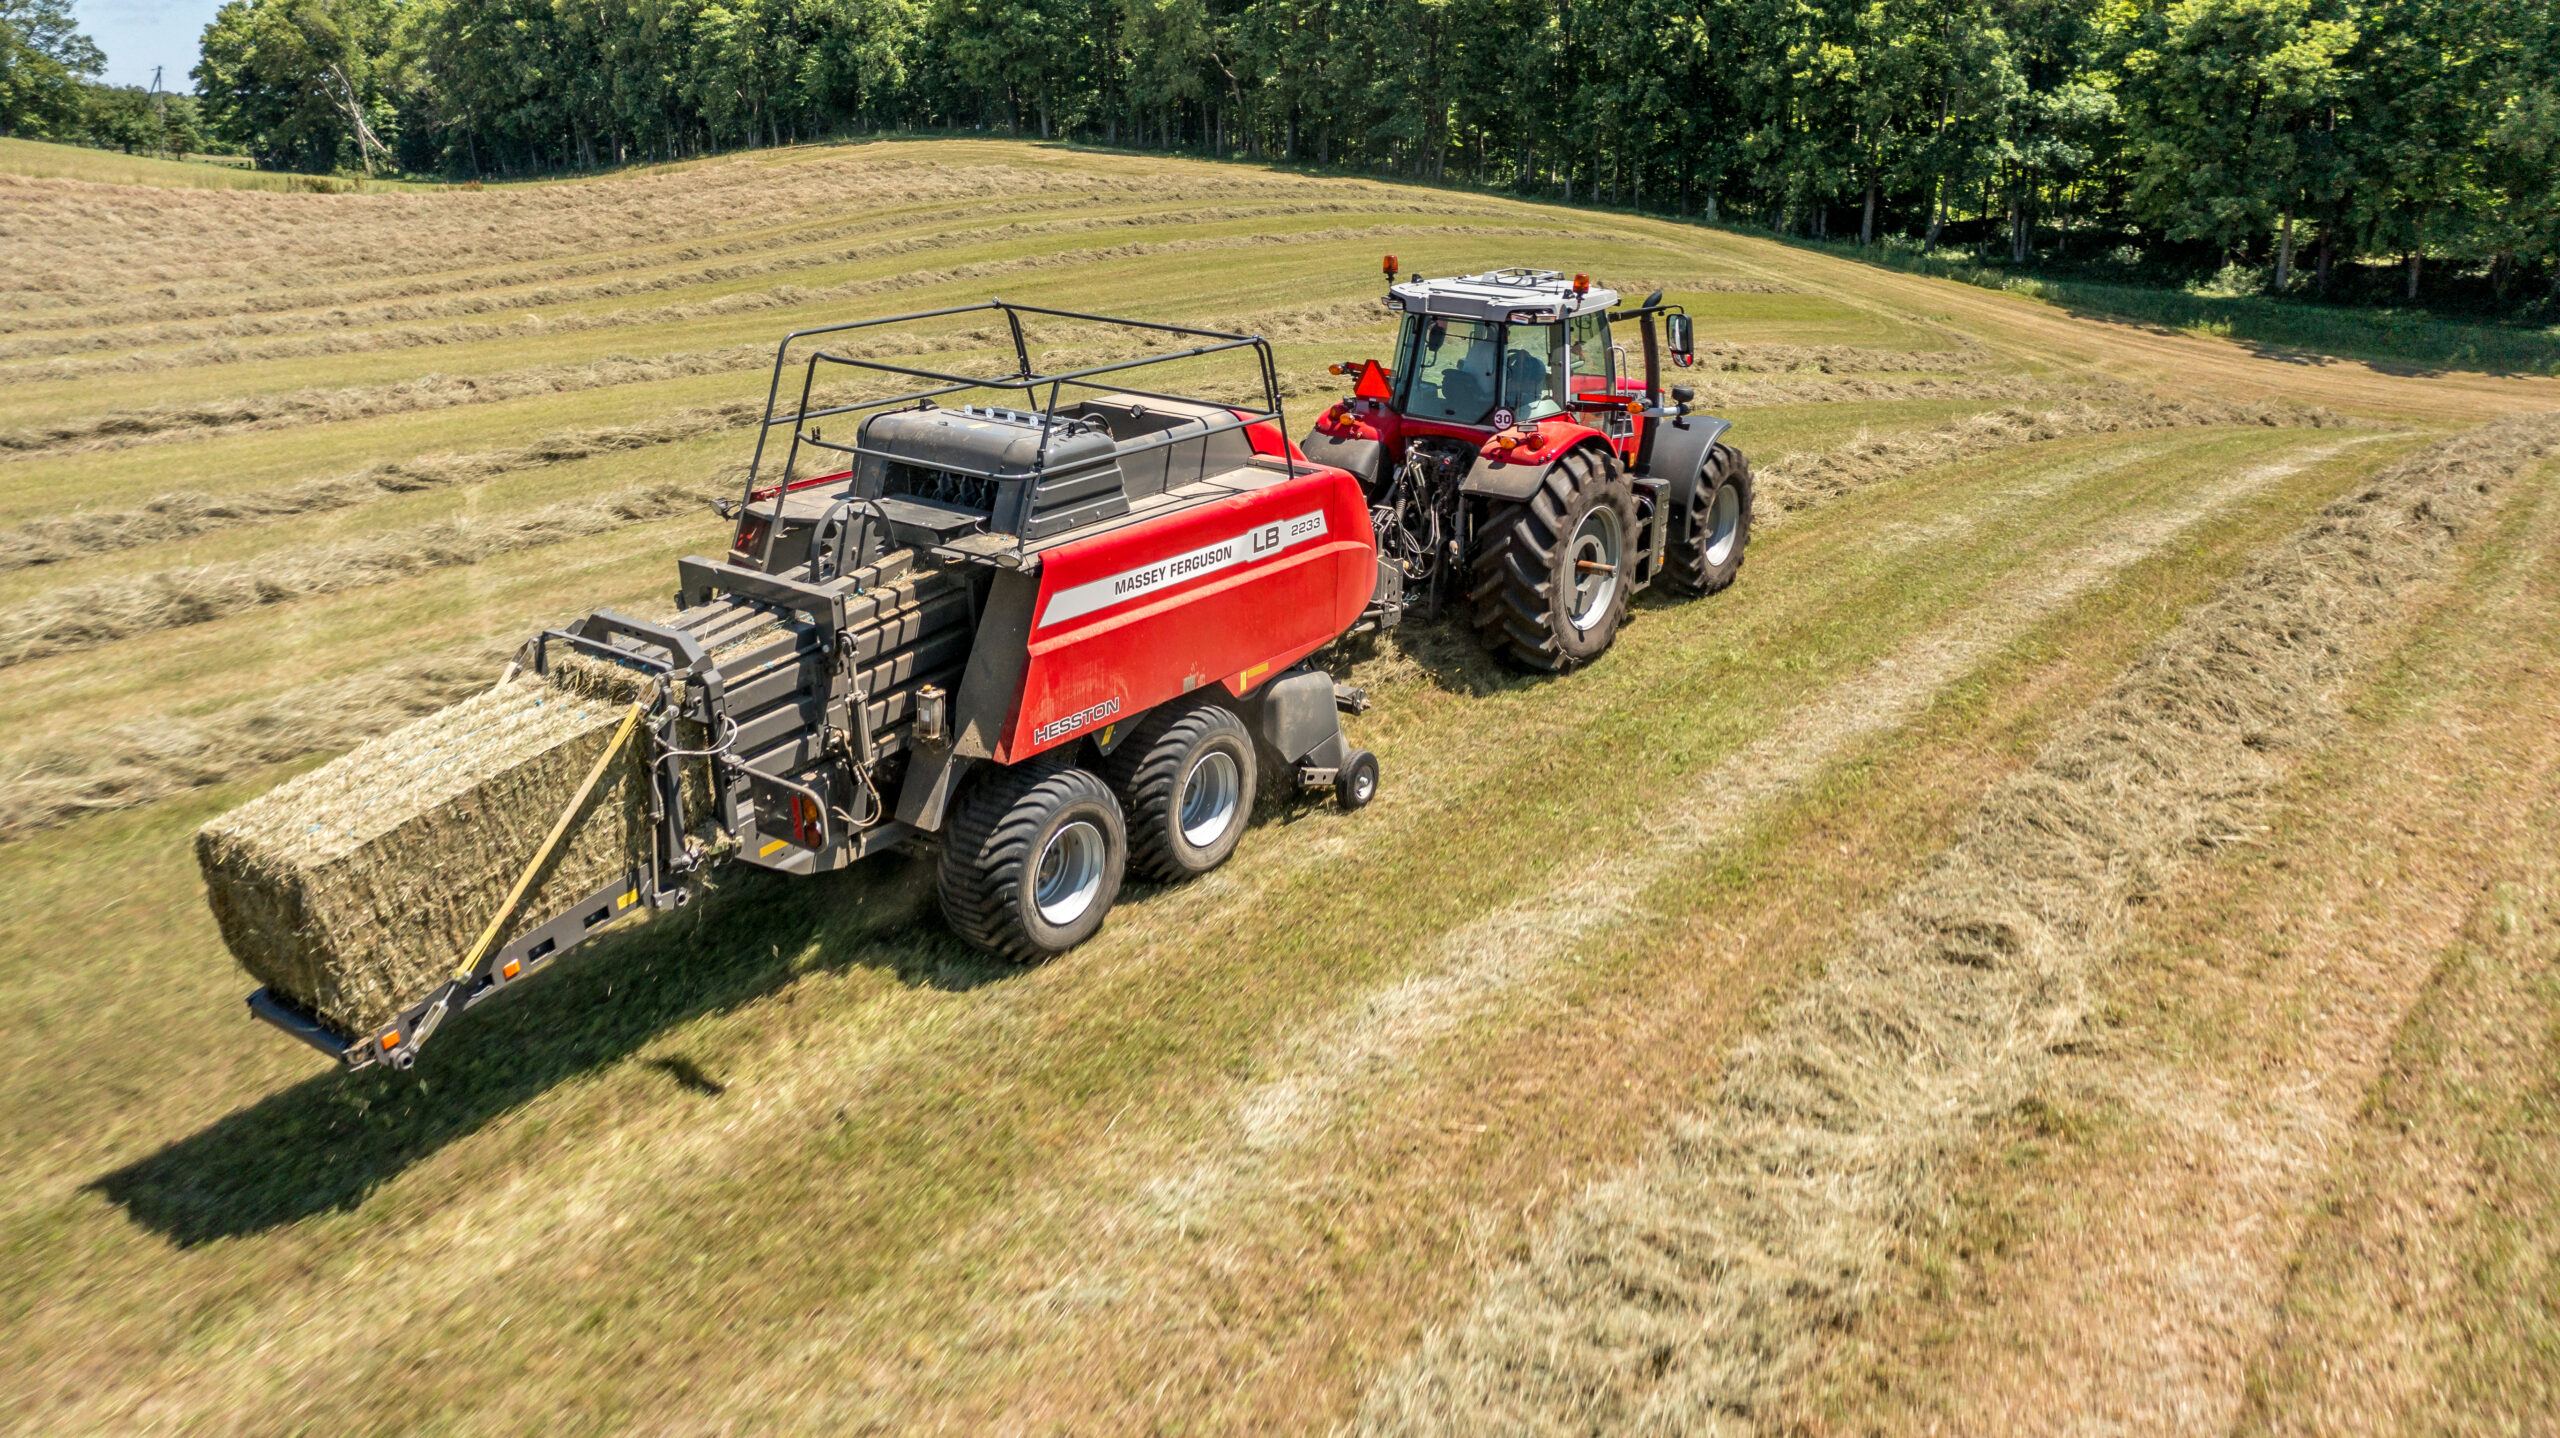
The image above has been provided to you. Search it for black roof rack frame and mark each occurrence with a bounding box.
[737,300,1287,571]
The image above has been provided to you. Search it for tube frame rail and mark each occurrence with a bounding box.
[733,299,1289,572]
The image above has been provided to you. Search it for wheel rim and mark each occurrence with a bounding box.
[1178,749,1242,848]
[1702,482,1741,568]
[1566,505,1623,632]
[1034,818,1106,926]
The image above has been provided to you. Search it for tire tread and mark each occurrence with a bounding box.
[1468,445,1636,671]
[1102,701,1254,882]
[937,757,1119,961]
[1666,442,1754,596]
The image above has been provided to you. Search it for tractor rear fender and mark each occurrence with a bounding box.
[1458,435,1613,503]
[1300,431,1386,490]
[1636,414,1734,511]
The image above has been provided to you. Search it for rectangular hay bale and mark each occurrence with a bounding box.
[198,674,656,1037]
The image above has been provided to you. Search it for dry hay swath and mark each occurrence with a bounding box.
[197,671,659,1036]
[0,297,1389,459]
[1,191,1490,338]
[1353,411,2560,1435]
[0,648,511,840]
[0,347,769,456]
[0,157,1123,294]
[1756,396,2350,522]
[0,405,760,573]
[1687,340,1988,375]
[0,199,1484,364]
[1689,373,2105,412]
[0,324,1368,573]
[0,478,725,670]
[2,221,1567,380]
[0,157,1270,305]
[0,190,1057,331]
[1610,276,1804,297]
[1,155,1406,304]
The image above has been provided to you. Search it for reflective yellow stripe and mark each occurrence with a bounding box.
[759,837,789,857]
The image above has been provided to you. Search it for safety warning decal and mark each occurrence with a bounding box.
[1039,509,1329,627]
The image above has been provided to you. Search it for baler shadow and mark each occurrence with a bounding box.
[91,853,1011,1246]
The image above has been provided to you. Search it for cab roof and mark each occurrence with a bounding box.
[1387,268,1618,324]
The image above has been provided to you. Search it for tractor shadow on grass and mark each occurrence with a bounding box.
[91,854,1021,1246]
[1330,614,1548,699]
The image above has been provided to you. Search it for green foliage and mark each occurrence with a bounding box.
[0,0,104,137]
[158,0,2560,304]
[1796,233,2560,372]
[195,0,397,173]
[78,83,161,153]
[2120,0,2357,247]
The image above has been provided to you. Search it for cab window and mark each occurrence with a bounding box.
[1499,322,1566,421]
[1567,311,1614,397]
[1395,314,1500,423]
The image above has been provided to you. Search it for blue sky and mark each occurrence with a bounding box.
[78,0,225,90]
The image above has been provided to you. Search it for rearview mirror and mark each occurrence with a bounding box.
[1664,311,1695,364]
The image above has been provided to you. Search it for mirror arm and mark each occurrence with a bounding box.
[1639,311,1662,407]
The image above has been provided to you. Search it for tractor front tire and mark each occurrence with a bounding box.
[1468,444,1639,672]
[938,759,1127,961]
[1105,699,1258,882]
[1666,442,1754,596]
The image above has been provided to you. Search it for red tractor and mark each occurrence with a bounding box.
[1302,262,1752,670]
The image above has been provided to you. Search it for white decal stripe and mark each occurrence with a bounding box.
[1039,509,1330,627]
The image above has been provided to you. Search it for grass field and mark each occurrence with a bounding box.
[1784,237,2560,378]
[2,135,2557,1434]
[0,138,411,193]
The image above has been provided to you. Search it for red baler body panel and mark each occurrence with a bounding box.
[998,459,1377,763]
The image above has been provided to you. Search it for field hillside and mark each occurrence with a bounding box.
[3,138,2557,1434]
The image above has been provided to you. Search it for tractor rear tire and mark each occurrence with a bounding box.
[938,758,1127,962]
[1105,699,1258,882]
[1467,444,1639,672]
[1666,442,1754,596]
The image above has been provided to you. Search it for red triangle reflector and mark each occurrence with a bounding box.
[1353,359,1393,401]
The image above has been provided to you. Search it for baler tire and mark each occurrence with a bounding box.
[1666,443,1754,596]
[1105,700,1258,883]
[937,758,1127,962]
[1467,444,1639,672]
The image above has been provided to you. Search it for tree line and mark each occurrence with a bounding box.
[1,0,211,156]
[3,0,2554,305]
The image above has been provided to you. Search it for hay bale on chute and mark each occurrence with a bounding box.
[196,670,660,1038]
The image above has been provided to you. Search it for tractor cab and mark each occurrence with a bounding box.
[1380,267,1615,433]
[1303,259,1747,673]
